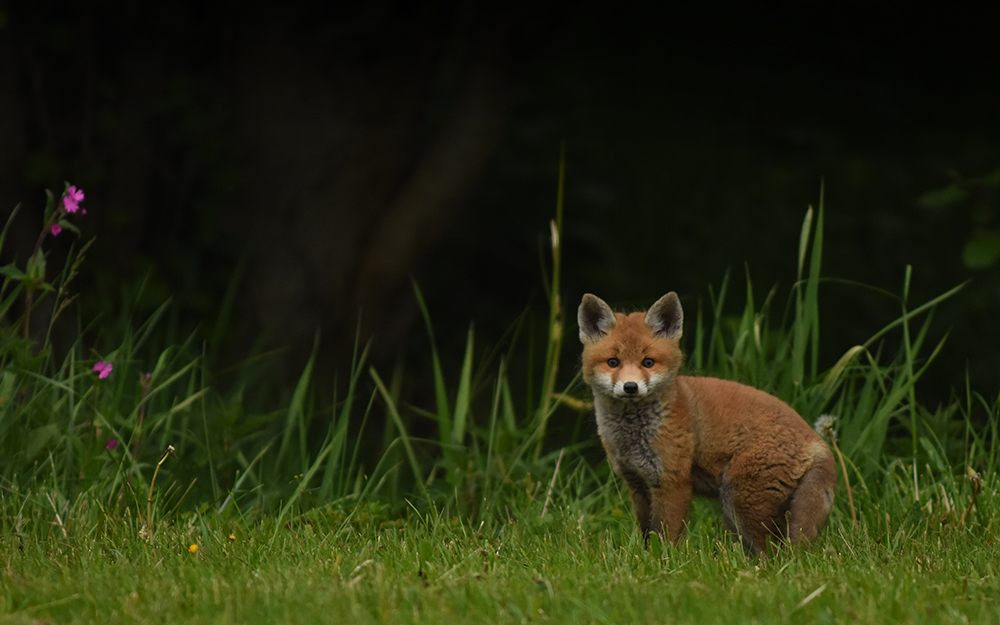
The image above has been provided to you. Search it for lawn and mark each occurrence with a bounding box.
[2,186,999,623]
[4,486,999,624]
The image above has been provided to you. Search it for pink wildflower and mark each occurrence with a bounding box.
[51,224,62,236]
[106,438,118,451]
[94,361,113,379]
[63,186,85,214]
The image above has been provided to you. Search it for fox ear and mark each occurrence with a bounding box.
[644,292,683,340]
[578,294,617,344]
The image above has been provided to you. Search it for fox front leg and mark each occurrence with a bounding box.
[648,478,692,545]
[619,468,654,538]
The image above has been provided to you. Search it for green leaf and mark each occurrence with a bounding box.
[43,189,56,221]
[0,263,27,280]
[26,250,46,284]
[962,230,1000,270]
[56,219,81,236]
[917,184,968,209]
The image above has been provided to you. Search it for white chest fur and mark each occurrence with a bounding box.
[593,394,665,488]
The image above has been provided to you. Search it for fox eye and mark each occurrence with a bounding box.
[642,358,655,368]
[607,357,620,368]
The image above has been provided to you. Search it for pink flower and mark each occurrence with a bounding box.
[106,438,118,450]
[51,224,62,236]
[63,186,85,214]
[94,361,113,379]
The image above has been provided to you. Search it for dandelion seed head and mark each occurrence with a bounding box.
[814,414,838,444]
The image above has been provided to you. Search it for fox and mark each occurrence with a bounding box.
[578,292,836,554]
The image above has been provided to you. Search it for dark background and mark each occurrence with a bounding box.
[2,1,998,406]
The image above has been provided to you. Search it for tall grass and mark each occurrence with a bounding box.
[1,180,996,558]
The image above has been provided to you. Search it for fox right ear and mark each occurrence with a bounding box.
[578,294,617,344]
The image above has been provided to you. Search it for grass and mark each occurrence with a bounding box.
[3,480,1000,624]
[2,182,1000,623]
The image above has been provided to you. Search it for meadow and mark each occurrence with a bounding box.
[1,184,998,624]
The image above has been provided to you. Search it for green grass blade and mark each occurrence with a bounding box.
[813,344,866,410]
[806,190,824,380]
[451,326,474,445]
[533,144,567,460]
[275,342,316,471]
[412,279,451,442]
[861,281,967,350]
[272,437,335,537]
[900,265,918,456]
[0,204,21,259]
[692,297,705,371]
[707,270,731,376]
[791,189,823,387]
[797,205,813,282]
[370,367,428,504]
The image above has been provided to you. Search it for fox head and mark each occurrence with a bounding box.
[578,293,684,400]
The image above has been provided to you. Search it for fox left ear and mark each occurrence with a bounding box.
[644,292,683,340]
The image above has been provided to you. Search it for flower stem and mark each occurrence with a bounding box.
[831,439,857,528]
[144,445,177,541]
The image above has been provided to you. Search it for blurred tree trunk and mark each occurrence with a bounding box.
[234,9,512,372]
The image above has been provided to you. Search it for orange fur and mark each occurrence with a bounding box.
[578,292,835,554]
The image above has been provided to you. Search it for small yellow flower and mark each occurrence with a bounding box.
[189,544,198,554]
[229,534,236,541]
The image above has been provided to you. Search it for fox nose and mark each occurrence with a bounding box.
[623,382,639,394]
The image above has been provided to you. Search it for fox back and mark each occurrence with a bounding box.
[578,292,836,554]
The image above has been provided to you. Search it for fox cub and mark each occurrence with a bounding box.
[578,292,835,554]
